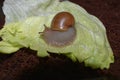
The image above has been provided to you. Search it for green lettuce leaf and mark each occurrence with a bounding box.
[1,0,114,69]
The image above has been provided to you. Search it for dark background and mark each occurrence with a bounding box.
[0,0,120,80]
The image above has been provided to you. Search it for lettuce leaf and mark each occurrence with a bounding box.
[1,0,114,69]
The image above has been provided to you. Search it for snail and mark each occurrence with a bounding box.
[41,12,76,47]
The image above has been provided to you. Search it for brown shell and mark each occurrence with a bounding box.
[51,12,75,31]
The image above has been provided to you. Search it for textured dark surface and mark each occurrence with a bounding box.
[0,0,120,80]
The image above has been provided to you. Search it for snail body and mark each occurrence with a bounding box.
[42,12,76,47]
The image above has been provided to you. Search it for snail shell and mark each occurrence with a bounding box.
[51,12,75,31]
